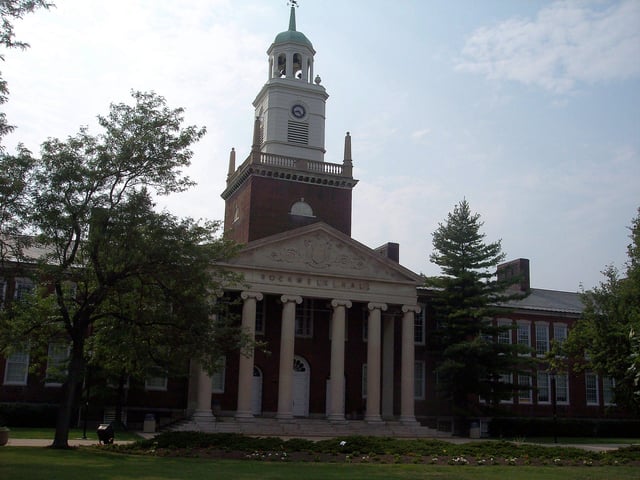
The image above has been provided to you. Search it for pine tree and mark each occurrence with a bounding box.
[426,199,531,434]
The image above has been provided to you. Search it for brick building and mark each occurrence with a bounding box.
[0,6,629,435]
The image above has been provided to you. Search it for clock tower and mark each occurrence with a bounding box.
[222,6,358,243]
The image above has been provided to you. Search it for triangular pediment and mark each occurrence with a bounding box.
[225,223,420,285]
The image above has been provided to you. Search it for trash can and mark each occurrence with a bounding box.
[97,423,115,444]
[469,421,481,439]
[143,414,156,433]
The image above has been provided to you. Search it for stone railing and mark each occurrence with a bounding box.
[256,153,345,176]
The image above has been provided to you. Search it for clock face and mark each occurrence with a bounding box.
[291,104,306,119]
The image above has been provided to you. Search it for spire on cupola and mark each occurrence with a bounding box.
[288,3,297,31]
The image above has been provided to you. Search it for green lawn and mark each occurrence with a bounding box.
[6,427,142,441]
[0,447,638,480]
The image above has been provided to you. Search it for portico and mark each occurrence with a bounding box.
[189,223,422,426]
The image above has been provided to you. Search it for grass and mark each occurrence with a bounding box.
[6,427,142,441]
[0,447,639,480]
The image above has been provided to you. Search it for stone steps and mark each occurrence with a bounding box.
[169,417,448,439]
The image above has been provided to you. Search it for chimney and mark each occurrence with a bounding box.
[497,258,530,292]
[374,242,400,263]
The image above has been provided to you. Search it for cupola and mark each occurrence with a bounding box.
[268,6,315,82]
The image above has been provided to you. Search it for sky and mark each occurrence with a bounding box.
[2,0,639,292]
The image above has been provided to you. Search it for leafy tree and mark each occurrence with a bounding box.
[0,1,53,140]
[0,91,244,448]
[0,1,52,260]
[563,208,640,412]
[426,199,531,434]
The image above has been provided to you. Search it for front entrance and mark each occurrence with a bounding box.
[292,356,310,417]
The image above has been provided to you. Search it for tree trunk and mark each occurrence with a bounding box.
[51,338,85,449]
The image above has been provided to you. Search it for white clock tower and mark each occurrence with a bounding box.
[252,5,328,161]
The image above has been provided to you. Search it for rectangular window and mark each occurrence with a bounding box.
[518,374,532,403]
[497,320,512,344]
[585,372,599,405]
[414,361,425,399]
[255,301,265,335]
[555,373,569,404]
[145,369,168,391]
[499,373,513,404]
[537,371,550,403]
[45,343,69,386]
[15,277,34,301]
[295,301,313,338]
[535,323,549,356]
[553,324,568,346]
[603,376,616,405]
[361,363,367,398]
[517,322,531,348]
[414,307,425,345]
[211,357,226,394]
[4,350,29,385]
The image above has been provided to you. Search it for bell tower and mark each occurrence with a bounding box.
[222,5,358,244]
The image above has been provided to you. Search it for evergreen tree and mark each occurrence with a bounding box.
[426,199,531,434]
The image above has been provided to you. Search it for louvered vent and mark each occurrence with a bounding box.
[287,121,309,145]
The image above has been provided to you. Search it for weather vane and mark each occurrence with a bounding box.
[288,0,299,7]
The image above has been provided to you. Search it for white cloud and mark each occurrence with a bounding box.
[456,0,640,93]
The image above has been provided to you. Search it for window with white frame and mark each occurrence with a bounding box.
[15,277,34,301]
[211,357,226,393]
[45,343,69,386]
[553,324,568,346]
[537,371,550,403]
[603,376,616,405]
[585,372,599,405]
[517,322,531,348]
[555,373,569,404]
[535,323,549,356]
[518,374,532,403]
[361,363,367,398]
[499,373,513,404]
[255,300,265,335]
[145,369,168,391]
[497,319,512,344]
[414,306,425,345]
[295,301,313,338]
[4,349,29,385]
[414,361,425,399]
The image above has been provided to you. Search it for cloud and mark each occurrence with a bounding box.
[456,0,640,94]
[411,128,431,141]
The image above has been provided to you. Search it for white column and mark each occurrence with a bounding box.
[366,302,387,423]
[236,291,263,421]
[192,362,214,424]
[382,315,395,419]
[277,295,302,420]
[400,305,420,425]
[328,299,351,422]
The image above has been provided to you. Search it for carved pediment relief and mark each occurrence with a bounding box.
[228,224,420,284]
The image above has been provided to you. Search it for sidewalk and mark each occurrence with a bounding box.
[6,438,136,447]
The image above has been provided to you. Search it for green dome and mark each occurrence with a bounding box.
[273,6,313,49]
[273,29,313,49]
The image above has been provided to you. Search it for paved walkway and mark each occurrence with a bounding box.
[6,438,134,447]
[3,435,632,452]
